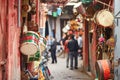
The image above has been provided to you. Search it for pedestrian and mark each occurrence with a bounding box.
[64,35,70,68]
[78,35,83,59]
[67,35,79,70]
[49,38,59,64]
[74,30,83,59]
[58,33,67,58]
[46,36,52,52]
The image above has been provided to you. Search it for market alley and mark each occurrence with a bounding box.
[47,56,93,80]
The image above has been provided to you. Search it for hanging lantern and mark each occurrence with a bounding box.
[57,7,62,16]
[52,11,58,17]
[80,0,93,4]
[98,34,105,43]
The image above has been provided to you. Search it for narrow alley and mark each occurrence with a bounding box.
[47,57,93,80]
[0,0,117,80]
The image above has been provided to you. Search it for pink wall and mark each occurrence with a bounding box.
[0,0,8,80]
[0,0,21,80]
[7,0,21,80]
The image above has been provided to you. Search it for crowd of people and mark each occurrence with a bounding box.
[45,29,83,70]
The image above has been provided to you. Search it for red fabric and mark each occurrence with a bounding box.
[68,30,73,35]
[64,40,69,53]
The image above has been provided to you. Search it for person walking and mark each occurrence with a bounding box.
[50,38,59,64]
[74,30,83,59]
[58,33,67,58]
[64,36,70,68]
[67,35,79,70]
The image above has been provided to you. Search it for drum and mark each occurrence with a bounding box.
[20,31,40,55]
[94,9,114,27]
[28,50,40,62]
[96,60,111,80]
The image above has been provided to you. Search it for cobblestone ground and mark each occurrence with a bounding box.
[47,56,93,80]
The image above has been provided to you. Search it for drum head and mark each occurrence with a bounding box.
[96,10,114,27]
[20,42,38,55]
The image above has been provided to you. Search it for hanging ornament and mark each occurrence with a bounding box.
[22,4,31,12]
[80,0,93,4]
[57,7,62,16]
[98,33,105,43]
[52,11,58,17]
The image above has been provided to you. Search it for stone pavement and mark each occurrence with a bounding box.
[47,57,93,80]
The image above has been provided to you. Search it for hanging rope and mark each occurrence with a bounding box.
[95,0,113,9]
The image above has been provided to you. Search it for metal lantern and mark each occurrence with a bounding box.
[52,11,58,17]
[57,7,62,16]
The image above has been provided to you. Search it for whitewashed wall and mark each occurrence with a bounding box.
[55,14,72,52]
[55,14,72,42]
[114,0,120,80]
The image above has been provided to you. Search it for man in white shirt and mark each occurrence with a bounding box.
[74,31,83,59]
